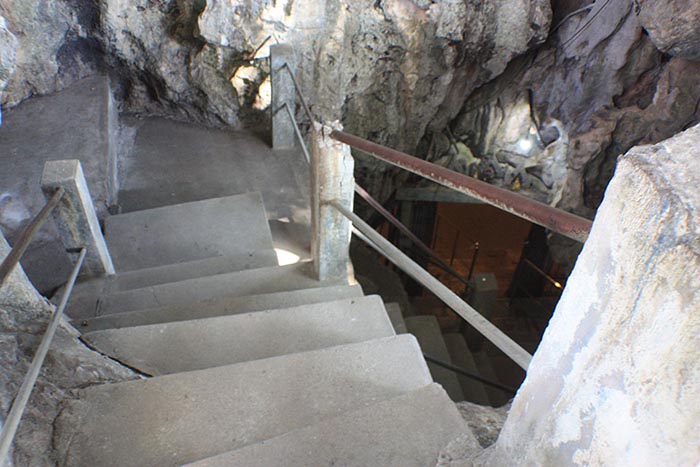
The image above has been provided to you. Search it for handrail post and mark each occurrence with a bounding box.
[270,44,296,150]
[311,122,354,281]
[41,160,115,277]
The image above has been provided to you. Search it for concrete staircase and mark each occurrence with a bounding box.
[57,190,476,466]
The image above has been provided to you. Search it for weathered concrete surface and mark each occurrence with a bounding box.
[405,315,464,402]
[0,75,118,291]
[0,233,135,467]
[74,284,363,332]
[636,0,700,61]
[105,192,273,271]
[72,262,345,317]
[311,121,354,280]
[117,117,310,222]
[270,44,296,149]
[41,160,115,277]
[56,335,433,467]
[82,295,395,375]
[444,333,490,406]
[480,124,700,466]
[187,384,473,467]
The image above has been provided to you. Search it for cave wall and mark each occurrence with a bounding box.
[443,0,700,217]
[476,123,700,467]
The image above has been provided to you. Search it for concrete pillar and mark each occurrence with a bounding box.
[270,44,296,149]
[41,160,115,277]
[311,122,354,281]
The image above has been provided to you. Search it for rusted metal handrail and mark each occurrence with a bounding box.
[330,130,592,243]
[0,248,86,466]
[0,187,65,289]
[354,183,471,288]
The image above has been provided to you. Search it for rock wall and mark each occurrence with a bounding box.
[444,0,700,217]
[475,124,700,467]
[0,234,136,466]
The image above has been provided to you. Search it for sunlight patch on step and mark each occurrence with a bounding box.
[275,247,300,266]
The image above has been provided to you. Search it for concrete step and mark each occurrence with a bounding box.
[443,333,490,405]
[70,249,279,304]
[186,384,474,467]
[472,350,509,407]
[74,284,363,332]
[82,295,395,375]
[57,335,433,467]
[385,302,407,334]
[405,315,465,402]
[105,192,274,272]
[67,262,346,320]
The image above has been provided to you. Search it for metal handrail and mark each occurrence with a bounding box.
[331,200,532,370]
[422,353,517,395]
[0,187,65,289]
[278,63,314,123]
[329,130,592,243]
[0,248,87,466]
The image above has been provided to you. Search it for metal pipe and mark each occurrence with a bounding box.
[422,353,517,395]
[279,103,311,163]
[280,63,313,124]
[0,187,65,290]
[523,258,564,289]
[329,130,592,243]
[468,242,480,281]
[353,182,470,287]
[0,248,86,466]
[332,200,532,370]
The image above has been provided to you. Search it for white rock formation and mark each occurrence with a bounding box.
[479,123,700,466]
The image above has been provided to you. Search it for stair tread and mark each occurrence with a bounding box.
[68,262,347,319]
[82,295,395,375]
[58,335,433,467]
[69,249,279,305]
[385,302,407,334]
[405,315,465,402]
[443,333,491,405]
[74,284,364,332]
[105,192,274,271]
[185,384,474,467]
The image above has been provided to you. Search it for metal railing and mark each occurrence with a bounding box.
[274,53,593,372]
[0,238,85,466]
[0,187,64,288]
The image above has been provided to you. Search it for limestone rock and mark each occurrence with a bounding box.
[636,0,700,61]
[0,0,102,108]
[455,401,509,448]
[197,0,551,196]
[485,124,700,467]
[449,0,700,217]
[0,14,17,124]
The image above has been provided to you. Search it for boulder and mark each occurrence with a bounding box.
[636,0,700,61]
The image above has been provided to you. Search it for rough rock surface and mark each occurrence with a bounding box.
[0,0,103,108]
[443,0,700,218]
[636,0,700,61]
[197,0,551,197]
[0,14,16,124]
[480,124,700,466]
[0,234,136,466]
[455,401,509,449]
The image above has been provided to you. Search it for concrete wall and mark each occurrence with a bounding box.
[483,124,700,466]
